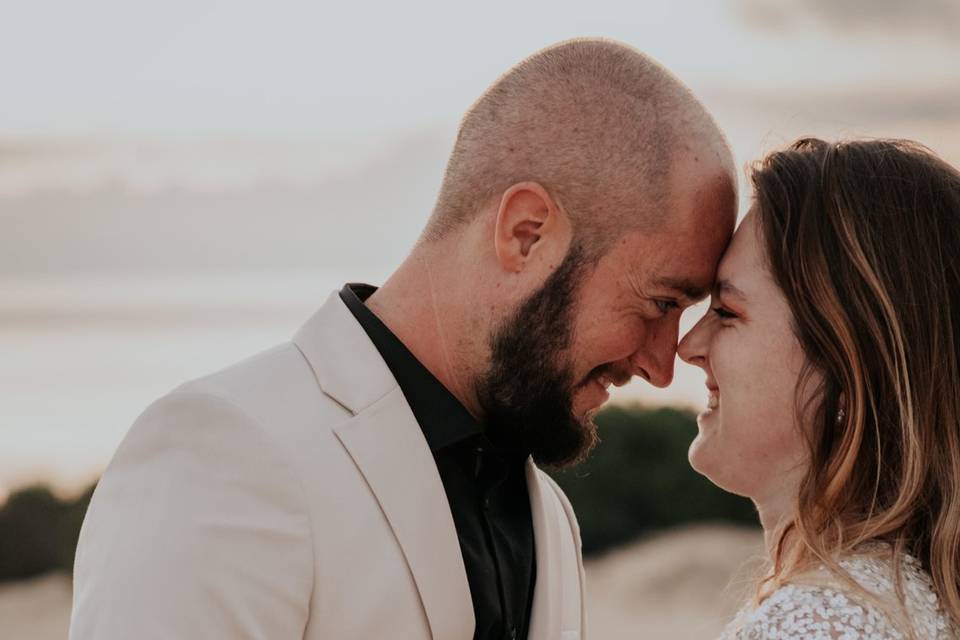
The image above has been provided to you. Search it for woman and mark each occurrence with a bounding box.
[678,138,960,639]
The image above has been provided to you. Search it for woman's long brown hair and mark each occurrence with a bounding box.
[751,137,960,628]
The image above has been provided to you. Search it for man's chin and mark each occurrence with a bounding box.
[531,413,600,469]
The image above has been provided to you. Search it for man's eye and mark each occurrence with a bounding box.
[654,299,679,314]
[712,306,738,319]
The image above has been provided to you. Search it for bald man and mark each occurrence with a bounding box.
[70,38,736,640]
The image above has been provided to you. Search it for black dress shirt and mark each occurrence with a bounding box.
[340,284,536,640]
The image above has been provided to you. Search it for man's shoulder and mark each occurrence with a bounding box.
[139,340,350,449]
[176,341,313,406]
[100,340,356,514]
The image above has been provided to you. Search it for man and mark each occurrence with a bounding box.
[70,38,736,639]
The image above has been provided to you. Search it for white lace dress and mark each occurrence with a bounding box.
[719,548,957,639]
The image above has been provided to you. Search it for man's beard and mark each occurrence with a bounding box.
[476,244,602,468]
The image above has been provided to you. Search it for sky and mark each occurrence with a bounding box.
[1,0,957,138]
[2,0,960,491]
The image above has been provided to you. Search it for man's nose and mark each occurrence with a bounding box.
[631,323,679,388]
[644,355,676,388]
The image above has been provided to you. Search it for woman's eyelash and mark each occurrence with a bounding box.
[712,306,737,319]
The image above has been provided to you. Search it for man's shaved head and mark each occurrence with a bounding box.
[371,39,737,468]
[425,38,733,257]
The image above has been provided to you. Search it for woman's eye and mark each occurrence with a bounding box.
[712,306,737,320]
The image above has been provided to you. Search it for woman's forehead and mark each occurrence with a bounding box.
[716,209,779,299]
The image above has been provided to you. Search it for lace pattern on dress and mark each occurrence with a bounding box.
[719,549,957,639]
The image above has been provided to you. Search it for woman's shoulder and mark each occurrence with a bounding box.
[723,580,901,640]
[721,547,956,639]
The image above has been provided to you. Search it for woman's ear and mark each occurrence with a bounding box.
[493,182,572,273]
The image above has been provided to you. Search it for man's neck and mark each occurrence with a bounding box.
[365,251,483,420]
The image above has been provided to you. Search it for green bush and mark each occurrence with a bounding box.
[0,484,93,582]
[548,404,758,555]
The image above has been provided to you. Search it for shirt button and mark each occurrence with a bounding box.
[483,497,491,510]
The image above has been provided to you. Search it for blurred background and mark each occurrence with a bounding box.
[2,0,959,637]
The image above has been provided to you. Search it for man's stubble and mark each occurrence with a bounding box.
[476,244,602,468]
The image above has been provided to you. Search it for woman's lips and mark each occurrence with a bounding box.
[706,386,720,410]
[707,391,720,409]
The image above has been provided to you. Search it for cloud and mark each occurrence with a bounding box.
[710,84,960,126]
[736,0,960,39]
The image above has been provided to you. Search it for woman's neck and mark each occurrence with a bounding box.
[755,493,795,555]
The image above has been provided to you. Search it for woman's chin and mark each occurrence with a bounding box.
[689,406,719,459]
[688,421,736,493]
[687,432,713,477]
[688,440,756,499]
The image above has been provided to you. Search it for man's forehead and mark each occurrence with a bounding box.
[654,232,725,297]
[615,215,731,299]
[666,167,738,270]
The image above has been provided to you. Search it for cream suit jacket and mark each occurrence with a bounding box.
[70,291,587,639]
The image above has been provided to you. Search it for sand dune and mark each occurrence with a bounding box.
[0,524,763,640]
[0,572,72,640]
[586,525,764,638]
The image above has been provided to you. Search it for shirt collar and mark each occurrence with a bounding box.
[339,283,482,452]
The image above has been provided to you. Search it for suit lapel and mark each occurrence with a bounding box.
[525,459,563,640]
[334,390,475,639]
[294,292,475,639]
[293,290,398,413]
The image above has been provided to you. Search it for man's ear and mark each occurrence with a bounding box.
[493,182,572,273]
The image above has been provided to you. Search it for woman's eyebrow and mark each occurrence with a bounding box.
[714,279,747,300]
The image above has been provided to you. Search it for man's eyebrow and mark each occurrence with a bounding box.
[653,277,710,303]
[715,279,747,300]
